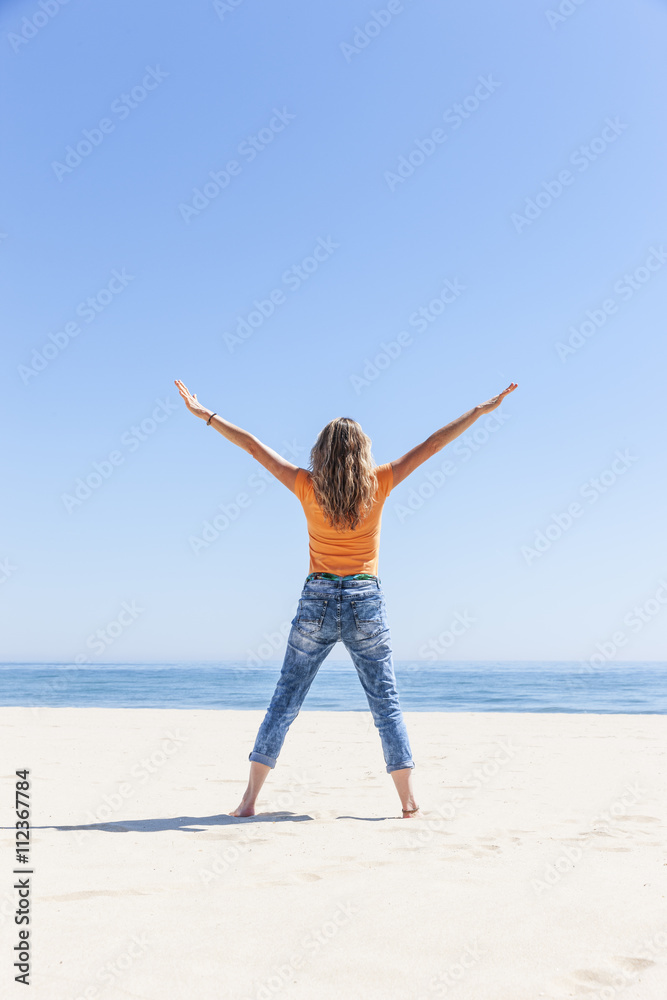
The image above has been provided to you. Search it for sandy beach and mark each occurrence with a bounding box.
[1,707,665,999]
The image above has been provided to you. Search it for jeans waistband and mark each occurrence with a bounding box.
[306,572,377,582]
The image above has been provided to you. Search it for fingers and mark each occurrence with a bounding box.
[174,379,194,400]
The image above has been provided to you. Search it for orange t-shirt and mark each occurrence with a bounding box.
[293,463,394,577]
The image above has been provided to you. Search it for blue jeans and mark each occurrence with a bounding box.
[249,575,415,773]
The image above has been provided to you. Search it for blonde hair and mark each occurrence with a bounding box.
[308,417,379,531]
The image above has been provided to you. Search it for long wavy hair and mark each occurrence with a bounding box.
[308,417,379,531]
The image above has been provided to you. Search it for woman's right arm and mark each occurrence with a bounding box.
[390,382,517,489]
[174,379,300,491]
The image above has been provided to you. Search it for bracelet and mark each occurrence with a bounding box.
[206,412,217,426]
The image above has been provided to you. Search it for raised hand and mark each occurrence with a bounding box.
[174,380,212,420]
[477,382,518,414]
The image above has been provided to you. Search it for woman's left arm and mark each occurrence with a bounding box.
[175,380,300,491]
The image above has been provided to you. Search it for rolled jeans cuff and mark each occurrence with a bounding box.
[386,760,415,773]
[249,750,277,768]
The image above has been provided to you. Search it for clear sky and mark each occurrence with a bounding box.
[1,0,666,665]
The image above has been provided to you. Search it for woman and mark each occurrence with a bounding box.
[175,378,517,819]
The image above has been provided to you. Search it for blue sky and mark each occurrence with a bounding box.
[1,0,666,665]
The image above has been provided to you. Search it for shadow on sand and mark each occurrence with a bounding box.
[25,812,315,833]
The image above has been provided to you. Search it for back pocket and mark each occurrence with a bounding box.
[293,597,328,636]
[350,598,384,638]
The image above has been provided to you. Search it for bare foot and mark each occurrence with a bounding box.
[402,806,422,819]
[229,762,271,816]
[229,799,255,817]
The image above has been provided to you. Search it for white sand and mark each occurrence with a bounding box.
[1,707,665,999]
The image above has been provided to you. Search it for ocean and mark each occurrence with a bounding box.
[0,661,665,713]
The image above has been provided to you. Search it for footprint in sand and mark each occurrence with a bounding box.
[572,969,622,987]
[616,815,660,823]
[613,957,656,972]
[571,956,655,989]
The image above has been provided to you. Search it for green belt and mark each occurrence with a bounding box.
[306,572,377,581]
